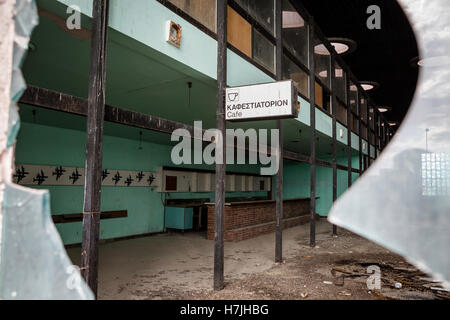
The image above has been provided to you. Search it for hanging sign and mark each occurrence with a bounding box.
[225,80,299,121]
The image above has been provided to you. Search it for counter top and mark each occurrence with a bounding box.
[205,197,317,206]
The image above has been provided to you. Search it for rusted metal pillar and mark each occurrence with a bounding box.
[214,0,227,291]
[308,20,316,247]
[330,55,337,236]
[275,0,284,263]
[81,0,109,298]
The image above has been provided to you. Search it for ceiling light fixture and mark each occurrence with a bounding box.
[388,121,399,127]
[360,81,380,91]
[377,106,392,113]
[282,11,305,28]
[314,38,357,56]
[318,68,343,78]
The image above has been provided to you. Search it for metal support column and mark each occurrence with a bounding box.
[330,56,337,236]
[374,111,378,159]
[214,0,227,291]
[358,89,362,174]
[346,77,352,191]
[308,20,316,247]
[275,0,284,263]
[366,103,371,169]
[81,0,110,298]
[387,126,391,144]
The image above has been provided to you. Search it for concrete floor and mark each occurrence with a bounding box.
[67,220,332,300]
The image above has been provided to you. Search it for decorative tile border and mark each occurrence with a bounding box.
[13,164,160,187]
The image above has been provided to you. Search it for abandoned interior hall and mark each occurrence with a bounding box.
[12,0,418,297]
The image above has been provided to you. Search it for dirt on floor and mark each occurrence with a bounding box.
[67,220,449,300]
[189,230,449,300]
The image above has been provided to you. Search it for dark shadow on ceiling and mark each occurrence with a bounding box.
[299,0,419,124]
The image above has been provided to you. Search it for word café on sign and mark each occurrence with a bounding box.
[225,80,299,122]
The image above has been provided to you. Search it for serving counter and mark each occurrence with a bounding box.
[206,198,311,242]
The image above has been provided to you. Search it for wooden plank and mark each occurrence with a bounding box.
[20,85,197,138]
[227,5,251,58]
[52,210,127,224]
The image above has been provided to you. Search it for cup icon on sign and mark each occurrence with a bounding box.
[227,89,239,102]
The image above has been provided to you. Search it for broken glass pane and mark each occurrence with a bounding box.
[329,0,450,289]
[0,0,93,299]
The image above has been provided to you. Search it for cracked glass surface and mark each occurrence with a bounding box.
[0,0,93,299]
[329,0,450,289]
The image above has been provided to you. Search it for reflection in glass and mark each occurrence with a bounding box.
[334,62,346,103]
[360,94,368,123]
[253,29,275,73]
[422,153,450,196]
[336,102,347,125]
[349,82,358,114]
[351,113,359,133]
[282,0,308,66]
[168,0,217,32]
[282,54,309,98]
[314,41,331,89]
[361,123,367,140]
[235,0,275,34]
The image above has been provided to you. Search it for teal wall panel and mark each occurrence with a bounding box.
[316,108,333,137]
[15,122,267,244]
[316,166,333,216]
[351,132,359,150]
[297,96,310,125]
[284,156,360,217]
[336,122,348,145]
[165,207,193,230]
[283,161,310,200]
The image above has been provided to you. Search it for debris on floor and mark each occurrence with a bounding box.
[66,221,449,300]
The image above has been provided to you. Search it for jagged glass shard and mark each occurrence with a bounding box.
[329,0,450,289]
[0,0,93,299]
[0,184,93,299]
[10,0,38,102]
[7,102,20,148]
[14,0,39,39]
[10,68,26,103]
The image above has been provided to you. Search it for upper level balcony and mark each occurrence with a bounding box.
[20,0,418,170]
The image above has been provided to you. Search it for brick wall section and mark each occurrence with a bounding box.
[207,198,311,242]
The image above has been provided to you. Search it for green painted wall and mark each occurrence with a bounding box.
[15,122,267,245]
[47,0,376,155]
[19,0,375,243]
[283,155,360,217]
